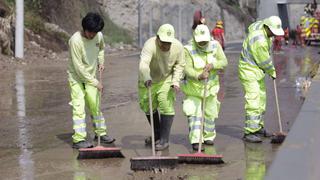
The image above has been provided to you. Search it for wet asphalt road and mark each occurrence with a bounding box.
[0,44,318,180]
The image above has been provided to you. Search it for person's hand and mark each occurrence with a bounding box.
[96,82,104,92]
[198,71,209,80]
[98,64,105,72]
[204,63,213,72]
[171,85,180,93]
[144,80,152,88]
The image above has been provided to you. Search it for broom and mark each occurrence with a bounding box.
[271,79,287,144]
[130,86,178,171]
[177,79,224,164]
[77,70,124,159]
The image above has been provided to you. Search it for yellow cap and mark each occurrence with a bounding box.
[157,24,175,43]
[193,24,211,42]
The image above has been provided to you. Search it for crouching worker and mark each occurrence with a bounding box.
[138,24,185,151]
[68,12,115,149]
[182,25,228,151]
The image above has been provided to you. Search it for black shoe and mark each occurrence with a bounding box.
[144,136,160,145]
[94,135,115,144]
[255,128,272,137]
[192,143,205,151]
[204,140,214,145]
[155,142,169,151]
[243,134,262,143]
[72,141,94,149]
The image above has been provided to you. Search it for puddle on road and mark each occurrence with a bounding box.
[15,70,35,180]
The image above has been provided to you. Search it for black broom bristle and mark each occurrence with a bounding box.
[130,156,178,171]
[271,134,286,144]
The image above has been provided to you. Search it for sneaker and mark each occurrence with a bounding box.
[72,141,94,149]
[255,128,272,137]
[243,134,262,143]
[204,140,214,145]
[155,142,169,151]
[94,135,115,144]
[192,143,205,151]
[144,136,160,145]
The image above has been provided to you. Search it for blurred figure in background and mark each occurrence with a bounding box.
[192,10,206,30]
[284,27,289,45]
[211,20,225,50]
[273,35,283,52]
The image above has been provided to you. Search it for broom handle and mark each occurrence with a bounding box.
[148,86,156,156]
[273,79,283,133]
[98,70,103,146]
[198,79,208,153]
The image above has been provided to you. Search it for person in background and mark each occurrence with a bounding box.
[284,27,289,45]
[211,20,225,50]
[192,10,206,30]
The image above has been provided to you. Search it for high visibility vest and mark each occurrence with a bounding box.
[182,41,220,97]
[248,21,263,33]
[303,17,318,37]
[239,29,275,81]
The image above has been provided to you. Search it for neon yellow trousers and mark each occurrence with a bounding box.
[241,78,266,134]
[69,81,107,143]
[138,80,175,115]
[183,95,220,144]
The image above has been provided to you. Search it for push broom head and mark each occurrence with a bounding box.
[130,156,179,171]
[270,132,287,144]
[177,153,224,164]
[77,146,125,159]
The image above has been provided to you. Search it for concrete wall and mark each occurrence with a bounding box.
[258,0,285,20]
[287,4,306,29]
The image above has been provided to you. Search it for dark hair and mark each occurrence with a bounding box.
[192,10,203,30]
[82,12,104,33]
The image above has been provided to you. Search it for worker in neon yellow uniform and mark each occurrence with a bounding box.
[239,16,284,143]
[68,12,115,149]
[182,25,227,151]
[138,24,185,151]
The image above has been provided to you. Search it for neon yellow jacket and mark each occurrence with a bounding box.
[182,39,228,98]
[67,31,105,86]
[239,28,276,81]
[139,37,185,87]
[248,20,263,33]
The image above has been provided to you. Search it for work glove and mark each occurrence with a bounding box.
[144,80,152,88]
[198,71,209,81]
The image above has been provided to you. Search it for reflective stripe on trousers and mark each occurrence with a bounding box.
[241,78,266,134]
[188,116,216,144]
[69,81,107,143]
